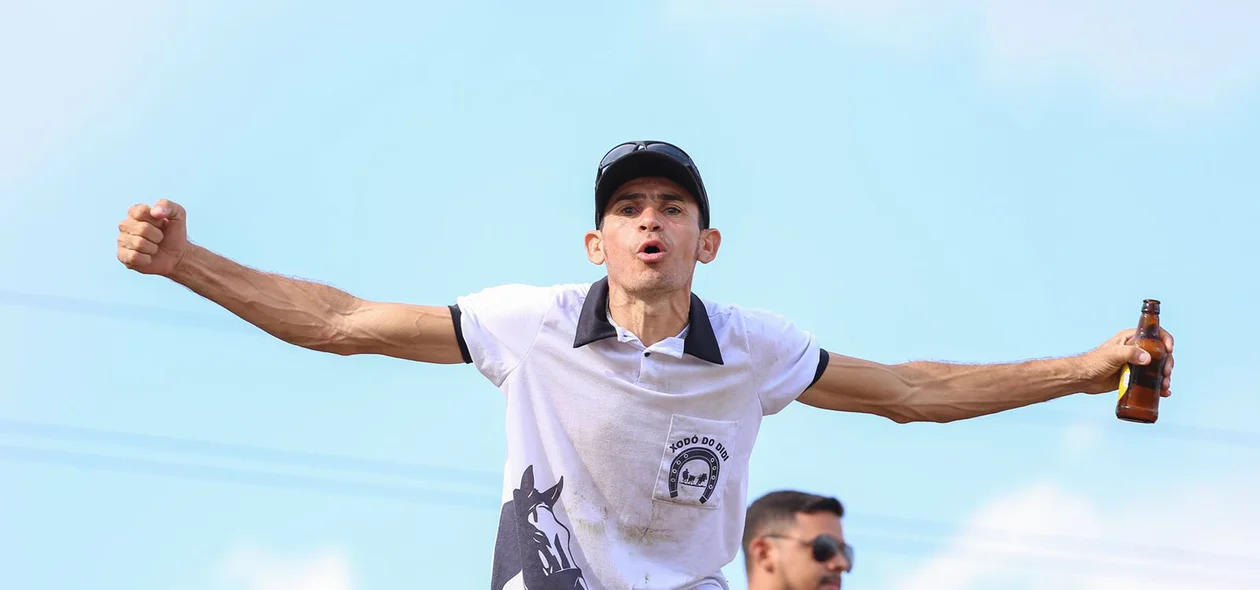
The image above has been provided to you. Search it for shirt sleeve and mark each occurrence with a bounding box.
[450,283,558,387]
[743,309,828,416]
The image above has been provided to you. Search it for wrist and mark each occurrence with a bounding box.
[1059,354,1098,393]
[167,243,203,285]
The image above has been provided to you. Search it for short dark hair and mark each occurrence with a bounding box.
[742,490,845,571]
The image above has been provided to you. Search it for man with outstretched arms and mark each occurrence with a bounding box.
[116,140,1175,590]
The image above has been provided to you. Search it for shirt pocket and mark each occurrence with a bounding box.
[651,414,740,510]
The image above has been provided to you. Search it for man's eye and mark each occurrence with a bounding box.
[665,206,682,215]
[619,206,636,215]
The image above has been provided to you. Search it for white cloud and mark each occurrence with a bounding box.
[666,0,1260,112]
[892,476,1260,590]
[218,545,355,590]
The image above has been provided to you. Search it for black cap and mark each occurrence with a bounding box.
[594,140,710,229]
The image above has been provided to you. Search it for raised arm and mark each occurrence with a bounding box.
[116,199,465,364]
[797,329,1175,423]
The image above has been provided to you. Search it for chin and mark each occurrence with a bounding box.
[620,269,683,295]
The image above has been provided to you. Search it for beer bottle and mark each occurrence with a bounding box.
[1115,299,1168,424]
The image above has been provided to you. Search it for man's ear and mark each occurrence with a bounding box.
[584,230,605,265]
[749,536,777,574]
[696,227,722,264]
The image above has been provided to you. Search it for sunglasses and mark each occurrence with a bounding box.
[765,534,854,572]
[597,140,698,172]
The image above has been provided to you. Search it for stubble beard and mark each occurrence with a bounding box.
[627,268,680,298]
[611,260,692,300]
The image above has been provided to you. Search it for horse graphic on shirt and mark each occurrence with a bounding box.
[490,465,589,590]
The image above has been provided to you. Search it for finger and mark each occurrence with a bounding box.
[127,203,158,223]
[1161,356,1175,397]
[117,233,159,256]
[151,199,185,221]
[118,218,164,243]
[1161,327,1174,353]
[117,248,152,269]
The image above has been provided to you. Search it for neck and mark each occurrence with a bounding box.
[606,280,692,348]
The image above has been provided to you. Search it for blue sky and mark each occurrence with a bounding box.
[3,1,1259,588]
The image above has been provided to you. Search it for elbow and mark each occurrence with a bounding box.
[811,361,966,424]
[887,404,974,425]
[316,315,360,356]
[880,378,961,425]
[293,305,361,356]
[883,408,961,425]
[878,368,937,424]
[873,396,934,425]
[310,340,358,356]
[882,413,915,425]
[882,409,942,425]
[882,392,969,424]
[885,412,921,425]
[287,327,356,356]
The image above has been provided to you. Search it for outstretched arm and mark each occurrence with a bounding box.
[797,329,1175,423]
[117,200,465,364]
[170,245,464,362]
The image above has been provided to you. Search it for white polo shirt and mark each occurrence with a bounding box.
[451,277,826,590]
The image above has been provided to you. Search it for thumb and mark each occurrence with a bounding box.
[1124,345,1151,365]
[151,199,186,222]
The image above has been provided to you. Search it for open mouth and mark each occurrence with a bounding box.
[637,240,666,262]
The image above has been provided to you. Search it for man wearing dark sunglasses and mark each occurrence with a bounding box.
[743,490,852,590]
[117,139,1174,590]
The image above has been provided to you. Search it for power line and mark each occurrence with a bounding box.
[0,289,254,334]
[0,444,499,510]
[1006,407,1260,451]
[0,418,501,487]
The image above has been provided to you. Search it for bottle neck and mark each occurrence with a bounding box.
[1137,313,1161,338]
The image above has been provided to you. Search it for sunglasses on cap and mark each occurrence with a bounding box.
[597,140,697,170]
[764,533,854,572]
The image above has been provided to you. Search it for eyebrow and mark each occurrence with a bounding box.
[611,192,686,206]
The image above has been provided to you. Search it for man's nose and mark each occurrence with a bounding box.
[638,209,662,232]
[826,554,851,573]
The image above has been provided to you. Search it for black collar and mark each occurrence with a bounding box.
[572,277,724,365]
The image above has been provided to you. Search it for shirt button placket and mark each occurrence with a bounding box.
[639,350,664,390]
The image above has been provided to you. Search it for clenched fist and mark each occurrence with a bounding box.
[116,199,190,276]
